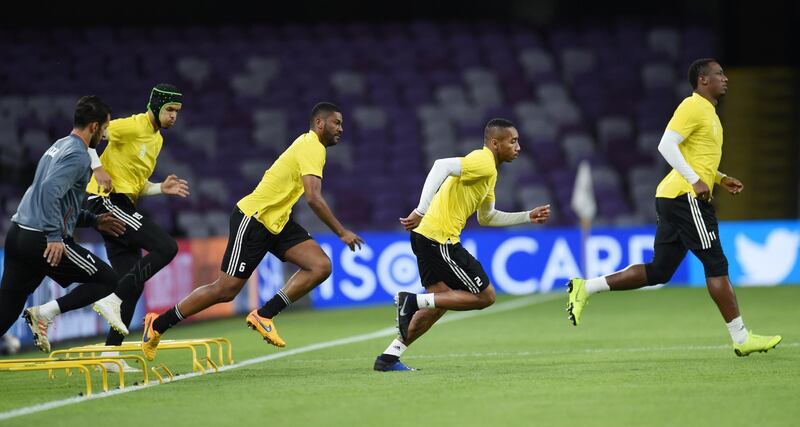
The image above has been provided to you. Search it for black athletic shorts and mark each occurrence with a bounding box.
[220,208,312,279]
[652,194,728,277]
[2,223,116,290]
[410,231,490,294]
[655,194,722,251]
[84,193,170,259]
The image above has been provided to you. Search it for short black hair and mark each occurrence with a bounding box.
[310,102,341,125]
[74,95,111,128]
[688,58,718,90]
[484,118,515,141]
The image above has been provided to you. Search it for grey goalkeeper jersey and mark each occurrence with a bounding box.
[11,134,97,242]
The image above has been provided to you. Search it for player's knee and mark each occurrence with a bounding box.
[159,237,179,260]
[214,285,238,303]
[477,286,495,309]
[0,287,25,301]
[644,263,674,286]
[701,256,729,278]
[94,268,119,295]
[310,256,332,281]
[213,278,243,302]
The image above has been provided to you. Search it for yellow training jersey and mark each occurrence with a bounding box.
[415,146,497,244]
[86,113,163,203]
[237,131,326,234]
[656,92,723,198]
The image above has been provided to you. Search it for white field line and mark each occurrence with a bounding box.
[287,342,800,364]
[0,293,562,421]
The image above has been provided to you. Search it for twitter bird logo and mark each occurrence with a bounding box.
[735,229,800,285]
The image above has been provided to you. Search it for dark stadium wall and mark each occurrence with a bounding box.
[4,0,796,67]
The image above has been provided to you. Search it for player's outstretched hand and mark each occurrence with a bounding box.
[96,213,126,237]
[399,210,423,231]
[93,166,113,193]
[340,230,364,251]
[692,180,712,202]
[529,204,551,224]
[720,175,744,195]
[43,241,65,267]
[162,174,190,197]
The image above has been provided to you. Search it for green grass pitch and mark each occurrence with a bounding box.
[1,286,798,427]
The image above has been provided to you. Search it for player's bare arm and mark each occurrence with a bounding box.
[160,174,190,197]
[96,212,126,237]
[692,180,712,202]
[302,174,364,251]
[720,175,743,195]
[43,241,65,267]
[88,130,112,192]
[400,157,461,231]
[400,210,423,231]
[92,166,113,193]
[529,204,551,224]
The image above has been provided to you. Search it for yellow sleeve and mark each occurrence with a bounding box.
[298,141,325,178]
[106,117,139,144]
[460,151,495,183]
[484,181,496,203]
[666,101,700,139]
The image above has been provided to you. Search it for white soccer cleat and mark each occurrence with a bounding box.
[23,307,53,353]
[96,351,141,373]
[92,295,129,336]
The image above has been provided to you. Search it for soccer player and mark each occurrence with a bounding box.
[566,59,782,357]
[140,102,364,360]
[373,118,551,371]
[84,84,189,369]
[0,96,126,352]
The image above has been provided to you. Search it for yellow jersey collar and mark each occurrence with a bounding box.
[692,92,716,109]
[144,112,160,133]
[482,146,498,169]
[308,130,327,147]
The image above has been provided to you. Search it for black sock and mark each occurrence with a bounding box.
[257,290,292,318]
[152,305,185,334]
[379,354,399,363]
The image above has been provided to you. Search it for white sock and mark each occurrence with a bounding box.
[417,293,435,309]
[100,351,120,357]
[585,277,611,295]
[39,300,61,320]
[383,339,407,357]
[726,316,748,344]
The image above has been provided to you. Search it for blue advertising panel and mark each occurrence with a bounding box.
[686,220,800,286]
[3,220,798,349]
[309,226,692,309]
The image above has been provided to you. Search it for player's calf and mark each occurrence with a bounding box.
[395,292,419,342]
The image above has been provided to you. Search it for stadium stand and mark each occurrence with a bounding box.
[0,19,715,240]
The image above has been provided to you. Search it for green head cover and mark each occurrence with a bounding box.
[148,84,182,127]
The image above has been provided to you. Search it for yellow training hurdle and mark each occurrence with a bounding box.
[49,337,233,374]
[0,358,125,396]
[1,337,232,396]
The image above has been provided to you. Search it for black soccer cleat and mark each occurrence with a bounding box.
[373,355,416,372]
[395,291,419,342]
